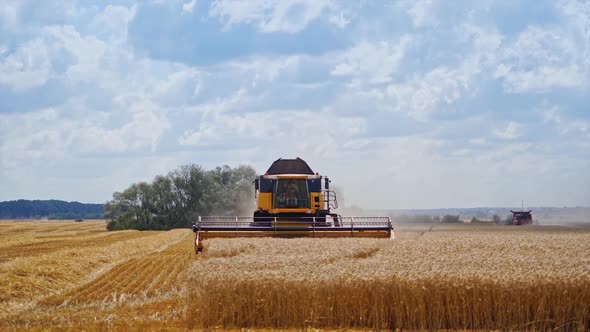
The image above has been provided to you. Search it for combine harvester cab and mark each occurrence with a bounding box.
[192,157,394,253]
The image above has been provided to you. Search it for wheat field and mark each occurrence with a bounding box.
[0,221,588,331]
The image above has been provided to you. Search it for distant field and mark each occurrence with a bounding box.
[0,221,589,331]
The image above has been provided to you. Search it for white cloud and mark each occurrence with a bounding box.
[178,109,365,157]
[542,105,561,125]
[224,55,301,87]
[496,24,588,93]
[184,88,253,114]
[182,0,198,14]
[0,24,114,90]
[0,99,171,173]
[0,5,138,90]
[0,1,79,33]
[0,109,62,170]
[74,101,171,154]
[331,37,411,86]
[178,111,265,146]
[406,0,438,28]
[540,105,590,139]
[496,65,586,93]
[494,122,523,140]
[48,26,109,84]
[152,68,202,105]
[209,0,337,33]
[0,37,53,90]
[559,0,590,49]
[90,4,137,43]
[0,22,195,97]
[460,24,503,64]
[0,20,186,169]
[337,24,500,121]
[0,1,19,30]
[328,11,350,28]
[386,61,477,120]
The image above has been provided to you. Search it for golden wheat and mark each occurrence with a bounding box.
[186,226,590,330]
[191,229,590,282]
[189,278,589,330]
[1,222,588,331]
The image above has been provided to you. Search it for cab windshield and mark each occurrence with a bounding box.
[274,179,309,208]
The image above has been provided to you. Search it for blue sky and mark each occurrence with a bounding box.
[0,0,588,209]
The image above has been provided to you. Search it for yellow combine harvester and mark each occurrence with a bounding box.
[192,158,394,253]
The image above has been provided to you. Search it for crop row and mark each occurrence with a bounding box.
[41,232,192,306]
[188,277,590,330]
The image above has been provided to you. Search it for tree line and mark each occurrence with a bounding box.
[105,164,256,231]
[0,200,103,219]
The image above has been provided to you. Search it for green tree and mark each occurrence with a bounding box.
[105,164,257,231]
[0,199,103,219]
[208,165,257,216]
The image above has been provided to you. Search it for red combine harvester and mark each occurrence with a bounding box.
[510,210,533,225]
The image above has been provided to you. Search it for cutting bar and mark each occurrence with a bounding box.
[192,216,394,253]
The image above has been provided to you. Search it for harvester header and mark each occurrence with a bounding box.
[192,158,394,253]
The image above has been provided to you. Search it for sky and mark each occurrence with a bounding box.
[0,0,589,209]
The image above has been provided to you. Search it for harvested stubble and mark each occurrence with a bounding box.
[187,228,590,330]
[0,222,183,314]
[40,233,192,306]
[1,222,195,331]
